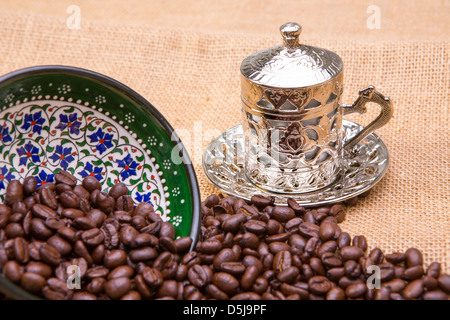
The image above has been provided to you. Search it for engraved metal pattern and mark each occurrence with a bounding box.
[202,120,390,206]
[240,23,343,89]
[241,73,343,117]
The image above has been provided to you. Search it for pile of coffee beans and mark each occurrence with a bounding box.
[0,172,449,300]
[0,171,192,300]
[193,194,450,300]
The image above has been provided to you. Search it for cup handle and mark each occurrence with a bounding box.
[341,86,393,152]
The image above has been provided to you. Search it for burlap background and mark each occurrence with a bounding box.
[0,1,448,272]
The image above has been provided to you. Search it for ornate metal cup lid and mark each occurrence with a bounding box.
[240,22,343,89]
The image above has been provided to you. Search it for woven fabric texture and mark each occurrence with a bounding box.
[0,2,448,272]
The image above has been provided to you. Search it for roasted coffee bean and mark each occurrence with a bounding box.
[438,274,450,293]
[54,170,77,187]
[129,247,158,262]
[132,202,154,218]
[240,265,259,290]
[95,192,115,214]
[369,247,385,265]
[81,176,101,193]
[13,237,29,264]
[187,264,212,288]
[129,233,155,249]
[337,232,351,249]
[105,277,131,299]
[266,232,290,244]
[326,287,346,300]
[90,244,104,265]
[426,262,441,278]
[221,214,246,233]
[378,262,395,282]
[102,223,120,249]
[266,219,282,235]
[352,235,368,252]
[61,208,84,220]
[30,218,53,240]
[271,206,295,222]
[39,244,62,266]
[402,265,424,281]
[108,265,134,280]
[157,222,174,239]
[55,183,72,195]
[142,267,163,287]
[56,226,77,242]
[423,290,449,300]
[86,209,106,228]
[233,232,258,250]
[6,180,23,206]
[212,272,239,296]
[108,183,128,199]
[4,260,22,282]
[321,252,343,268]
[277,266,299,283]
[197,239,222,254]
[72,217,96,230]
[338,277,365,289]
[20,272,46,294]
[80,198,92,215]
[22,176,38,196]
[115,195,133,213]
[317,240,338,256]
[345,283,367,299]
[286,198,306,215]
[86,277,106,294]
[39,187,58,210]
[104,250,127,268]
[403,279,424,300]
[383,278,407,293]
[73,240,93,265]
[44,217,65,231]
[298,222,320,238]
[273,250,292,273]
[303,211,316,224]
[86,266,110,279]
[23,262,51,281]
[327,267,345,281]
[140,221,161,236]
[174,237,193,253]
[0,205,11,229]
[32,204,56,220]
[219,261,246,277]
[72,292,97,300]
[244,220,267,235]
[59,191,80,209]
[159,236,177,253]
[47,235,72,256]
[344,260,361,279]
[308,276,332,295]
[249,195,274,209]
[405,248,424,268]
[340,246,364,261]
[81,228,104,247]
[423,275,439,290]
[319,222,340,241]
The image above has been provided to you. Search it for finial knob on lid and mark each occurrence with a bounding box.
[280,22,302,51]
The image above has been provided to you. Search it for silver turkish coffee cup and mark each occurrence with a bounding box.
[240,22,393,194]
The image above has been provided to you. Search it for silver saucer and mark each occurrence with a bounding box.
[202,120,389,206]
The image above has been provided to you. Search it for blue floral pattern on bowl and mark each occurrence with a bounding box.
[0,102,168,217]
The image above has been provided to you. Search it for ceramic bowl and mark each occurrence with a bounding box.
[0,65,201,299]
